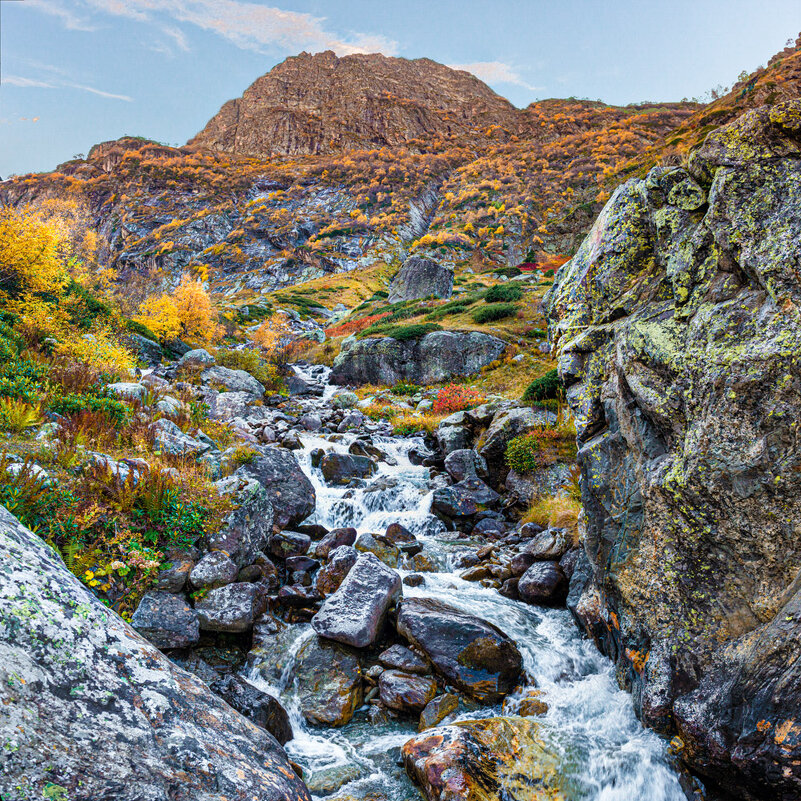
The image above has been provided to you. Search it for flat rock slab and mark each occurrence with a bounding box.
[0,505,310,801]
[312,553,401,648]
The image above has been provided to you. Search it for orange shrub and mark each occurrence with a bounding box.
[325,312,390,338]
[433,384,486,414]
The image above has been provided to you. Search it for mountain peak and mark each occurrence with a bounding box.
[189,51,519,157]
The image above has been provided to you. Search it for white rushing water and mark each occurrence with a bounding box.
[246,366,686,801]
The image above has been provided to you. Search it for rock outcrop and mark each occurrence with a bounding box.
[545,100,801,799]
[0,505,310,801]
[387,256,453,303]
[330,330,507,386]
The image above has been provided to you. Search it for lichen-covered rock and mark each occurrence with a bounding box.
[314,526,358,559]
[130,591,200,649]
[312,553,401,648]
[396,598,522,703]
[0,505,310,801]
[402,716,570,801]
[195,582,259,632]
[545,100,801,799]
[189,550,239,589]
[210,475,274,567]
[387,256,454,303]
[237,448,316,529]
[315,545,358,596]
[330,330,507,386]
[418,693,459,731]
[152,418,210,457]
[202,364,265,396]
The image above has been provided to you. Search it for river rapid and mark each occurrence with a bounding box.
[246,366,686,801]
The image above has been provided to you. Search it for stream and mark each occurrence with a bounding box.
[246,366,686,801]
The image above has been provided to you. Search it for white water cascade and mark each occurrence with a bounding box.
[245,366,686,801]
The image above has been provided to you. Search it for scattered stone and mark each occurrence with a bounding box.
[179,348,215,368]
[270,530,311,560]
[131,591,200,649]
[418,693,459,731]
[517,561,568,606]
[379,670,437,713]
[320,452,377,485]
[195,582,259,632]
[379,644,429,674]
[396,598,522,703]
[354,531,400,567]
[312,553,401,648]
[189,551,239,590]
[314,526,357,559]
[315,545,359,596]
[107,382,147,402]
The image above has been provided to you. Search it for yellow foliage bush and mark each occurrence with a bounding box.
[54,328,135,373]
[137,277,220,344]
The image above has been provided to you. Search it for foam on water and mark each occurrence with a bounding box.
[246,368,685,800]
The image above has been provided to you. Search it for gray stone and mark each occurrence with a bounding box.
[387,256,453,303]
[152,418,209,457]
[320,452,377,485]
[330,331,507,386]
[517,561,568,606]
[107,382,146,402]
[195,582,259,632]
[202,365,265,397]
[189,551,239,590]
[315,545,358,596]
[210,476,274,567]
[312,553,402,648]
[379,670,437,712]
[131,591,200,649]
[179,347,216,367]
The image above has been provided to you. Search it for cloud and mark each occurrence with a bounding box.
[3,73,132,101]
[23,0,98,31]
[42,0,398,56]
[448,61,540,91]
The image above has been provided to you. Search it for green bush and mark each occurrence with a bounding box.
[484,266,521,279]
[393,381,420,396]
[522,368,561,403]
[385,323,442,341]
[48,392,128,425]
[425,304,467,321]
[125,318,161,342]
[505,433,541,474]
[471,303,518,324]
[485,284,523,303]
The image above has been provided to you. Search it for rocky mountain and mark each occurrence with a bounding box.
[191,50,521,156]
[0,55,695,309]
[546,99,801,800]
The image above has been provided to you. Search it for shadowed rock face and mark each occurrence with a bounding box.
[545,100,801,800]
[0,505,311,801]
[330,330,507,386]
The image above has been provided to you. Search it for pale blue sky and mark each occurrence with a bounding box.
[1,0,798,177]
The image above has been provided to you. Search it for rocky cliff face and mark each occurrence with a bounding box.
[545,100,801,799]
[190,51,521,157]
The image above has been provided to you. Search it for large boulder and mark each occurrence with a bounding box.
[387,256,453,303]
[396,598,522,702]
[311,552,401,648]
[236,448,315,530]
[320,452,376,485]
[545,101,801,798]
[402,716,568,801]
[210,476,274,567]
[330,331,506,386]
[0,505,310,801]
[201,365,265,397]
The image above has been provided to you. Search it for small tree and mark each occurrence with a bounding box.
[137,277,220,344]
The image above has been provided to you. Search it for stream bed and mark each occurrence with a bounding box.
[246,368,686,801]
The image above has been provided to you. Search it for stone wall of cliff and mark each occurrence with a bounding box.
[545,100,801,800]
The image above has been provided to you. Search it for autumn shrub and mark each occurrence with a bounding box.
[522,495,582,542]
[54,328,135,373]
[471,303,518,324]
[433,384,486,414]
[326,312,390,338]
[48,391,128,426]
[137,277,221,344]
[0,398,43,433]
[215,347,283,392]
[392,411,443,435]
[522,368,561,403]
[505,424,577,473]
[485,284,523,302]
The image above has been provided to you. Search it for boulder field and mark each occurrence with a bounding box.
[546,100,801,800]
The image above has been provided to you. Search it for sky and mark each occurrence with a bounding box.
[0,0,799,177]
